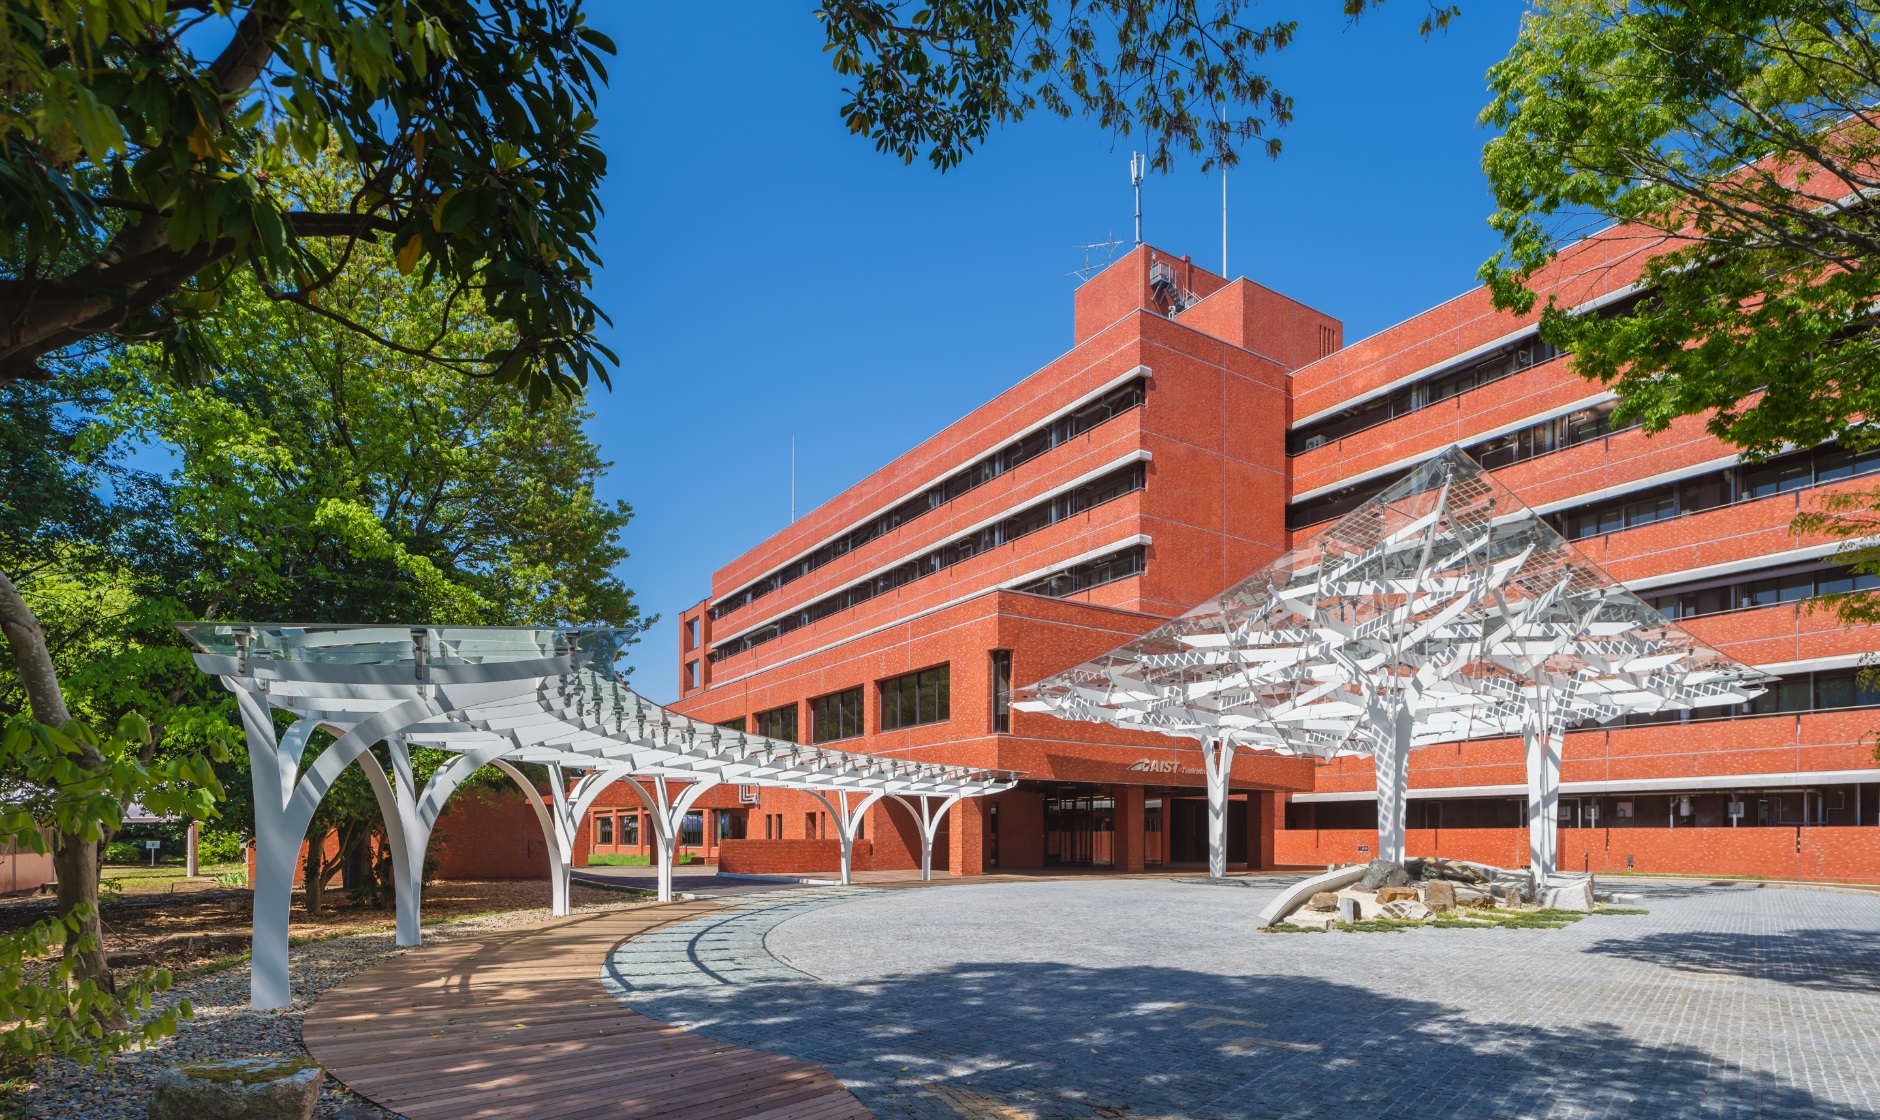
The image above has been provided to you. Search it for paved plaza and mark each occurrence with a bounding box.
[601,877,1880,1119]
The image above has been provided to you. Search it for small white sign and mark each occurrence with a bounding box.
[144,840,161,850]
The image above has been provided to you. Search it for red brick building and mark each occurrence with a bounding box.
[656,239,1880,884]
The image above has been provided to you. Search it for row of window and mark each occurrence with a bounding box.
[1645,563,1879,620]
[1552,441,1880,541]
[1289,428,1880,536]
[711,468,1146,660]
[1287,401,1630,530]
[713,664,954,746]
[1286,336,1562,456]
[710,378,1147,621]
[1606,669,1878,727]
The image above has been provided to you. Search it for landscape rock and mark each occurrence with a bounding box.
[1306,891,1340,912]
[1379,899,1432,921]
[1417,858,1493,885]
[1358,859,1411,891]
[1421,880,1457,912]
[1375,886,1419,904]
[1541,877,1597,912]
[1337,896,1360,923]
[148,1057,324,1120]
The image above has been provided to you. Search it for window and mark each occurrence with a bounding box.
[596,814,613,845]
[710,378,1148,621]
[881,665,951,731]
[622,813,639,846]
[718,812,744,841]
[811,687,865,742]
[1013,545,1145,598]
[805,811,821,839]
[1287,336,1561,455]
[711,462,1147,661]
[1647,564,1879,622]
[716,716,747,732]
[685,660,699,688]
[685,618,699,650]
[1552,441,1880,542]
[755,704,798,743]
[680,811,704,847]
[1466,402,1635,471]
[991,650,1013,733]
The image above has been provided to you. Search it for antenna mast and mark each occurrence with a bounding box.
[1221,165,1228,278]
[1130,152,1146,247]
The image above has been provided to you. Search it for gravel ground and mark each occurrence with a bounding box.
[7,881,653,1120]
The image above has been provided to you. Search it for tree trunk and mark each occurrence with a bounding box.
[0,565,115,999]
[302,830,324,916]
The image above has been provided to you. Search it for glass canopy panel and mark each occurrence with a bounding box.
[1015,447,1769,757]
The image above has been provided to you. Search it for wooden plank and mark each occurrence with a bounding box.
[302,899,871,1120]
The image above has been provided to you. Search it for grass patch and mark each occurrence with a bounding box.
[1261,923,1328,933]
[1336,918,1425,933]
[587,853,651,866]
[1596,907,1651,915]
[177,951,251,981]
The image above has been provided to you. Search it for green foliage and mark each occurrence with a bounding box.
[0,714,219,1069]
[1481,0,1880,461]
[1596,907,1651,915]
[0,0,616,403]
[586,852,650,866]
[820,1,1456,173]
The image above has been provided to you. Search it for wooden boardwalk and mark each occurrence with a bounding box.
[302,901,871,1120]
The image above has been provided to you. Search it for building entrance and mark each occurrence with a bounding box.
[1167,796,1246,864]
[1043,787,1115,866]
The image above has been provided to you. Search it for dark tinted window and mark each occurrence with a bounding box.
[881,666,950,731]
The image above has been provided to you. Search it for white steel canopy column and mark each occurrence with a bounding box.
[811,788,887,885]
[1198,737,1236,879]
[888,793,961,880]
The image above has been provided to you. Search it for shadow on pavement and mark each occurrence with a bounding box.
[1584,925,1880,992]
[624,959,1870,1120]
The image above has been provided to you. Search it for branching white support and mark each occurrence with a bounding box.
[889,793,963,880]
[1525,723,1564,879]
[354,748,417,946]
[811,789,887,885]
[233,685,437,1010]
[491,759,569,916]
[1373,704,1414,865]
[619,775,720,902]
[1198,737,1236,880]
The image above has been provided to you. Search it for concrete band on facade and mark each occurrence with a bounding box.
[632,242,1880,887]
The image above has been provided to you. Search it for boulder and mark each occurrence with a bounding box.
[1306,891,1340,912]
[1379,899,1432,921]
[1337,896,1360,923]
[1375,886,1419,904]
[148,1057,323,1120]
[1358,859,1410,891]
[1541,877,1597,912]
[1417,858,1493,884]
[1421,880,1457,912]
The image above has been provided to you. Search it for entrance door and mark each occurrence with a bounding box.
[1043,791,1115,866]
[1167,797,1248,864]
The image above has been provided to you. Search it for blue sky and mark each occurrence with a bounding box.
[586,4,1531,700]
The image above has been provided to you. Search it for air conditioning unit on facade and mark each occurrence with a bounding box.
[1304,435,1326,451]
[739,785,760,805]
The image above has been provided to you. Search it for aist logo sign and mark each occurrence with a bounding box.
[1126,759,1204,775]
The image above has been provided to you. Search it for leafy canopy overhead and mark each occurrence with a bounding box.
[818,0,1458,173]
[0,0,615,403]
[1480,0,1880,459]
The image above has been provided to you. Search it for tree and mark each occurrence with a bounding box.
[0,0,616,400]
[819,0,1456,173]
[1478,1,1880,691]
[1479,0,1880,460]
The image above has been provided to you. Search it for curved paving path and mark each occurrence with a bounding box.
[302,900,869,1119]
[608,878,1880,1120]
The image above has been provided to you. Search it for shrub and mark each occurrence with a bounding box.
[587,853,650,866]
[196,830,247,864]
